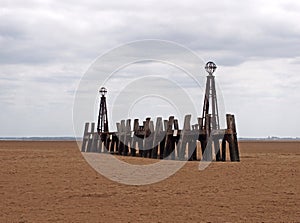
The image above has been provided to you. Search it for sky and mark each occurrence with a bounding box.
[0,0,300,137]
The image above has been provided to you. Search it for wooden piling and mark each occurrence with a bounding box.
[119,120,126,155]
[148,120,154,158]
[137,124,144,157]
[198,117,203,130]
[108,134,115,153]
[123,119,131,156]
[81,122,89,152]
[151,117,163,159]
[164,116,175,159]
[97,133,103,152]
[177,115,190,160]
[202,115,212,161]
[214,137,221,161]
[143,118,152,158]
[221,138,226,161]
[116,122,121,154]
[226,114,240,162]
[91,132,99,152]
[130,119,139,156]
[86,122,95,152]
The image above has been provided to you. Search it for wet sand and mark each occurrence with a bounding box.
[0,141,299,222]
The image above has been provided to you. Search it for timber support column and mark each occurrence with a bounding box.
[151,117,163,159]
[130,119,139,156]
[124,119,131,156]
[226,114,240,162]
[86,122,95,152]
[143,118,152,158]
[81,122,89,152]
[164,116,175,159]
[119,120,126,155]
[202,114,212,161]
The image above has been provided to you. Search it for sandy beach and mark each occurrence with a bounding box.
[0,141,299,222]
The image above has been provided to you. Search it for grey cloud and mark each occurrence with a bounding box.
[0,0,300,137]
[1,0,300,66]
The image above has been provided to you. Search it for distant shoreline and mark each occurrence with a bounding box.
[0,137,78,141]
[0,137,299,142]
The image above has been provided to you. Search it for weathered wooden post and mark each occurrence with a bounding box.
[109,133,116,154]
[202,115,212,161]
[137,122,145,157]
[104,134,111,153]
[147,120,155,158]
[177,115,191,160]
[115,122,121,154]
[163,120,168,131]
[118,120,126,155]
[151,117,163,159]
[130,119,139,156]
[91,131,99,152]
[191,123,200,160]
[158,120,168,159]
[198,117,203,130]
[221,137,226,161]
[214,137,221,161]
[96,132,102,152]
[86,122,95,152]
[226,114,240,162]
[164,116,175,159]
[123,119,131,156]
[173,119,180,159]
[187,117,198,161]
[143,118,152,158]
[81,122,89,152]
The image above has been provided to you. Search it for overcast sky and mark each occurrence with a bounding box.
[0,0,299,137]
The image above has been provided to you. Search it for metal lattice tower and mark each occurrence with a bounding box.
[202,61,220,131]
[97,87,109,134]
